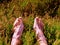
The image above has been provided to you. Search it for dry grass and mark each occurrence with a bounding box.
[0,0,60,45]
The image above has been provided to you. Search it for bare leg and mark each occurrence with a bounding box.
[33,17,48,45]
[11,17,24,45]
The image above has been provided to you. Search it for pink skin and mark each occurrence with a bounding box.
[33,17,48,45]
[11,17,47,45]
[11,17,24,45]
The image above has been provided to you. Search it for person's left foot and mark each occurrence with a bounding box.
[11,17,24,45]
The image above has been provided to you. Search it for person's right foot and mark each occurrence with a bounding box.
[33,17,44,30]
[33,17,48,45]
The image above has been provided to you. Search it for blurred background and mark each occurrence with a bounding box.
[0,0,60,45]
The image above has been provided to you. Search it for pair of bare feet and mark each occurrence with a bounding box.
[11,17,48,45]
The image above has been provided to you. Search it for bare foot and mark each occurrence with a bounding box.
[33,17,48,45]
[11,17,24,45]
[33,17,44,30]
